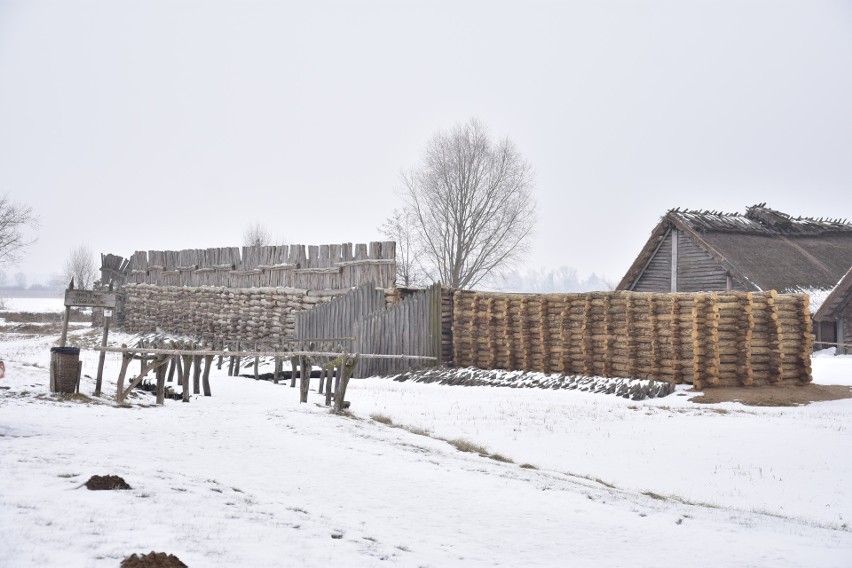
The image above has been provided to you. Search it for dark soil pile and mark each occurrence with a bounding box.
[120,552,187,568]
[85,475,131,490]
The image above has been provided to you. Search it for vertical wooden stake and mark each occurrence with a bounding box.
[290,357,298,387]
[156,359,167,405]
[333,356,357,413]
[273,356,282,384]
[116,348,133,402]
[192,354,202,394]
[181,354,193,402]
[299,357,310,403]
[325,366,335,406]
[94,313,111,396]
[202,354,214,396]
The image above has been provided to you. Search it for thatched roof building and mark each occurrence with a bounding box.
[813,267,852,354]
[617,204,852,293]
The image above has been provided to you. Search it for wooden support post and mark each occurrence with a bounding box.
[156,359,167,405]
[120,355,170,402]
[333,355,358,413]
[325,366,335,406]
[181,353,193,402]
[318,366,326,394]
[234,342,242,376]
[290,357,298,387]
[202,354,214,396]
[167,356,177,383]
[59,303,72,348]
[299,356,310,403]
[193,355,202,394]
[94,312,111,397]
[273,356,282,384]
[253,346,260,381]
[115,347,133,402]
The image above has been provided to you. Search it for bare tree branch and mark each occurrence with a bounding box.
[379,208,425,287]
[0,195,38,266]
[395,119,536,289]
[63,244,97,290]
[243,222,275,248]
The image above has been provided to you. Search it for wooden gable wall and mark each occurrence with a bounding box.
[632,229,672,292]
[631,227,746,293]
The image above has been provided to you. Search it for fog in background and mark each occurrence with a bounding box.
[1,0,850,291]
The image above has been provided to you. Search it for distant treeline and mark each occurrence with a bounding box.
[480,266,615,293]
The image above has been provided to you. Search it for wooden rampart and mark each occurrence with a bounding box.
[123,283,395,343]
[125,241,396,290]
[451,290,813,388]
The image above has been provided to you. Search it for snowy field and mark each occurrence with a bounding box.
[0,297,64,314]
[1,325,851,567]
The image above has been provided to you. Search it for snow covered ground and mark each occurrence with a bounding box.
[0,297,64,314]
[1,324,851,567]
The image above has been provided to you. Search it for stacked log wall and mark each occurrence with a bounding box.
[122,283,396,344]
[451,290,812,387]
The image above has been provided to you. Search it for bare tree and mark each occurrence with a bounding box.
[380,208,425,287]
[63,244,97,290]
[399,118,536,289]
[243,222,272,248]
[0,195,38,266]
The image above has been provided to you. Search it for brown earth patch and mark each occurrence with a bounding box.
[689,384,852,406]
[85,474,131,490]
[120,552,187,568]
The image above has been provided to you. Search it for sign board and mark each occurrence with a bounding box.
[64,290,116,309]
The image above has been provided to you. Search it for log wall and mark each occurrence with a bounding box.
[122,283,395,344]
[451,290,813,388]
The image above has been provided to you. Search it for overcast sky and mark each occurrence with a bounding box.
[1,0,850,286]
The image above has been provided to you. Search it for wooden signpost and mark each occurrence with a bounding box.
[59,280,117,396]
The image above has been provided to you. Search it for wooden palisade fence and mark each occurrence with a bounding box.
[354,283,443,377]
[124,241,396,290]
[296,282,443,378]
[451,289,813,388]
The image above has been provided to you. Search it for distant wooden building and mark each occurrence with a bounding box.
[617,204,852,294]
[813,267,852,354]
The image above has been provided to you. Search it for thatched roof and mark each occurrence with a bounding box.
[814,266,852,321]
[618,204,852,292]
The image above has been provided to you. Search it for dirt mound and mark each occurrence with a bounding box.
[689,384,852,406]
[120,552,187,568]
[85,475,131,490]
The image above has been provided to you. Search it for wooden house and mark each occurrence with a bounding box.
[813,267,852,354]
[617,204,852,294]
